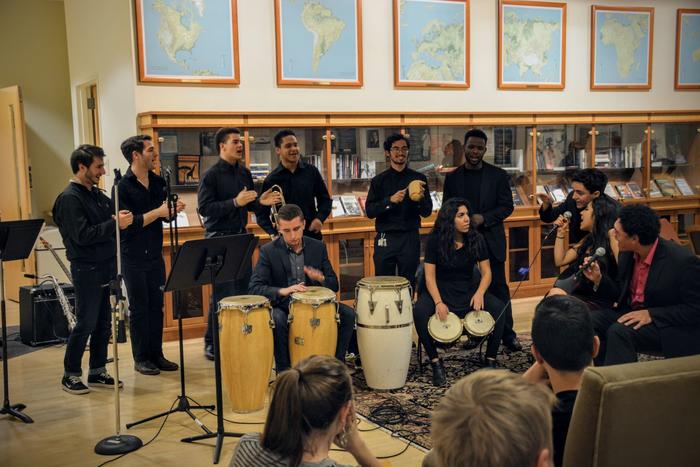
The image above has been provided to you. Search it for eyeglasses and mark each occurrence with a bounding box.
[390,147,409,153]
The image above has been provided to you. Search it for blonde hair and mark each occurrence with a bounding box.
[431,370,556,467]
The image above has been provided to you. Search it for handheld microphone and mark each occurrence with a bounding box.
[572,247,607,280]
[553,247,606,293]
[545,211,572,236]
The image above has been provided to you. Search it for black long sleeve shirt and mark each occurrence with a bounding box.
[365,167,432,233]
[52,181,116,264]
[114,168,167,265]
[256,161,332,236]
[198,158,258,235]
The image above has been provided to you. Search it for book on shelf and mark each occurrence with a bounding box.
[511,186,525,206]
[340,195,362,217]
[674,177,695,196]
[604,183,620,200]
[331,196,346,217]
[626,182,644,199]
[250,162,270,181]
[545,184,567,203]
[615,183,634,200]
[654,178,679,197]
[357,195,367,213]
[535,185,549,204]
[430,191,442,210]
[648,180,663,198]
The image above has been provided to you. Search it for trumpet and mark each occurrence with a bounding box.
[269,184,286,230]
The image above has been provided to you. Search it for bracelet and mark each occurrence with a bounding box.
[435,301,443,306]
[556,235,565,239]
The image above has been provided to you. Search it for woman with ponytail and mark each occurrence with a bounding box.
[229,355,381,467]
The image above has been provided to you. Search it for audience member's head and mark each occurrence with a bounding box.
[431,370,555,467]
[531,295,599,373]
[262,355,354,467]
[614,204,661,249]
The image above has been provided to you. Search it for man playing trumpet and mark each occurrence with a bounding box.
[366,134,432,287]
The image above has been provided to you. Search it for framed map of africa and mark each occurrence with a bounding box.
[274,0,363,87]
[498,0,566,90]
[134,0,239,84]
[591,5,654,90]
[393,0,470,89]
[675,9,700,90]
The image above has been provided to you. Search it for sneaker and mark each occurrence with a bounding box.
[204,344,215,361]
[484,357,499,369]
[61,376,90,395]
[153,356,178,371]
[430,360,447,387]
[134,360,160,375]
[87,372,124,388]
[502,336,523,352]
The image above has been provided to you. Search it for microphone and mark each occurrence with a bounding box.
[546,211,572,237]
[572,247,607,280]
[553,247,606,293]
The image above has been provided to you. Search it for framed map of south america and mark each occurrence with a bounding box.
[134,0,240,84]
[274,0,363,87]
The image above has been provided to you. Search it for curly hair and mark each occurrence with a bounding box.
[618,204,660,246]
[432,198,481,265]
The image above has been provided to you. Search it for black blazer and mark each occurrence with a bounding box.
[249,236,339,309]
[442,162,514,262]
[596,238,700,358]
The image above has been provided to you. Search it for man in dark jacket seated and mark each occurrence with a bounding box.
[585,204,700,365]
[249,204,355,372]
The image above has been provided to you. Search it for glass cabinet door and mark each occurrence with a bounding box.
[649,122,700,198]
[507,225,530,282]
[594,124,645,201]
[157,127,219,188]
[485,126,532,207]
[338,238,365,301]
[534,125,589,207]
[539,224,560,280]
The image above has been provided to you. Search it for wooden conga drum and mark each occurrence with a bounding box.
[288,287,338,366]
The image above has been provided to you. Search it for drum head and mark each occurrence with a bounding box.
[463,310,495,337]
[291,286,336,304]
[358,276,410,288]
[219,295,269,309]
[428,312,463,343]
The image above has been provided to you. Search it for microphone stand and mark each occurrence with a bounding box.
[126,167,214,433]
[95,169,142,455]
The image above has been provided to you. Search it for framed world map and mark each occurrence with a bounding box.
[134,0,239,84]
[498,0,566,90]
[274,0,363,87]
[393,0,470,88]
[591,5,654,90]
[675,9,700,90]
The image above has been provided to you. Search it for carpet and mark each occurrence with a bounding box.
[0,326,56,360]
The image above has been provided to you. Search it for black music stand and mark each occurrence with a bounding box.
[166,233,258,464]
[0,219,44,424]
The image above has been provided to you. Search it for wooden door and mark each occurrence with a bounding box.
[0,85,34,301]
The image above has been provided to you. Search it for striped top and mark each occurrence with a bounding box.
[229,433,355,467]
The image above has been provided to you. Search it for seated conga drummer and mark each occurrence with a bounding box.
[249,204,355,372]
[414,198,506,387]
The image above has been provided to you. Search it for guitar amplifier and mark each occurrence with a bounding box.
[19,283,74,346]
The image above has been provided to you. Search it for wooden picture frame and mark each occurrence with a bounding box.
[133,0,240,85]
[393,0,470,88]
[498,0,566,90]
[274,0,363,87]
[675,9,700,90]
[590,5,654,90]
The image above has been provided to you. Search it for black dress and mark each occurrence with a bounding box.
[554,245,618,310]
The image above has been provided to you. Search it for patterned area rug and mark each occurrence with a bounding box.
[351,336,535,450]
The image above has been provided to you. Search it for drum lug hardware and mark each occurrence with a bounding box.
[369,300,376,314]
[287,314,294,324]
[385,304,390,324]
[310,317,321,328]
[269,319,276,329]
[395,300,403,314]
[241,323,253,335]
[294,336,305,346]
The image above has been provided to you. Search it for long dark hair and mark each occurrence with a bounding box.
[261,356,352,467]
[432,198,481,265]
[578,195,619,259]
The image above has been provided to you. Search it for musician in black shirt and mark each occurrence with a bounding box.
[197,127,280,359]
[53,145,133,394]
[366,134,432,286]
[256,129,332,241]
[117,135,185,375]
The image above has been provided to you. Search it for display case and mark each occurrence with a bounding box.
[138,110,700,339]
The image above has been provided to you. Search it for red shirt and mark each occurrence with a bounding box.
[629,238,659,310]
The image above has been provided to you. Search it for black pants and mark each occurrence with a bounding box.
[123,259,166,363]
[271,303,355,371]
[488,258,516,341]
[413,291,505,361]
[64,260,115,376]
[592,308,663,366]
[373,231,421,288]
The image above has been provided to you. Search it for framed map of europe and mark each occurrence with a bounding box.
[274,0,363,87]
[591,5,654,90]
[134,0,240,84]
[498,0,566,90]
[675,9,700,90]
[393,0,470,88]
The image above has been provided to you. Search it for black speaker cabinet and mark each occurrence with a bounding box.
[19,283,74,346]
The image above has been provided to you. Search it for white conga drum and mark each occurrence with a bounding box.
[463,310,495,337]
[288,286,339,367]
[355,276,413,390]
[428,312,463,345]
[218,295,273,413]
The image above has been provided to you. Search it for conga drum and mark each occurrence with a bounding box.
[355,276,413,390]
[288,286,339,366]
[428,312,463,345]
[463,310,495,337]
[218,295,273,413]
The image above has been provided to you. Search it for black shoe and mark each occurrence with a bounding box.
[484,357,499,369]
[87,372,123,388]
[204,344,214,361]
[503,336,522,352]
[430,360,447,387]
[135,360,160,375]
[61,376,90,395]
[462,338,479,350]
[153,356,179,371]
